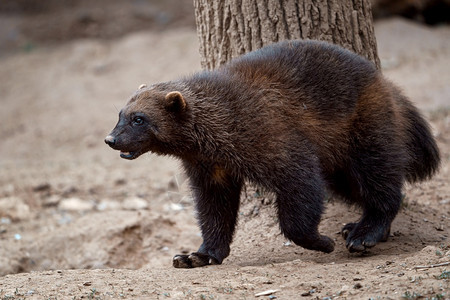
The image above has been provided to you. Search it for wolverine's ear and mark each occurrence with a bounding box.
[165,91,187,112]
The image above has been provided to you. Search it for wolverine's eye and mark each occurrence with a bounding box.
[132,116,144,126]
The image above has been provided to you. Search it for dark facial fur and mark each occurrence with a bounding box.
[105,87,191,159]
[105,40,440,268]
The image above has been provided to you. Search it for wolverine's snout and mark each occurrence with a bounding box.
[104,135,116,147]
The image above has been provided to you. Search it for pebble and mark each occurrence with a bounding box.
[163,202,184,211]
[354,283,363,289]
[255,289,279,297]
[0,197,31,220]
[43,195,61,207]
[170,203,184,211]
[58,197,94,211]
[122,197,149,210]
[33,183,51,192]
[435,224,444,231]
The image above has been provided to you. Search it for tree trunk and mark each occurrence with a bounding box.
[194,0,380,70]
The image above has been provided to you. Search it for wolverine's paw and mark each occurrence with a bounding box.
[173,252,220,268]
[315,235,335,253]
[342,222,390,253]
[296,235,335,253]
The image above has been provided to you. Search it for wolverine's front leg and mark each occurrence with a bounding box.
[173,163,242,268]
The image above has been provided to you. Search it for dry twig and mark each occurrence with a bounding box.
[413,262,450,270]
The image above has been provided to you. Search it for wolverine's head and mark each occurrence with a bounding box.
[105,84,189,160]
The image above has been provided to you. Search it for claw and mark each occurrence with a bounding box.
[172,252,219,268]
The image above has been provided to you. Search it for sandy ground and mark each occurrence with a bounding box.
[0,18,449,299]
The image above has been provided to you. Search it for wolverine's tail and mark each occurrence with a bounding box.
[401,98,440,183]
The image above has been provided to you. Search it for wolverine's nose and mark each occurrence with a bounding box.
[104,135,116,146]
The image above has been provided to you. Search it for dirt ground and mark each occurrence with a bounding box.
[0,5,449,299]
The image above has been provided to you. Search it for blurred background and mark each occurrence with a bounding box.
[0,0,196,55]
[0,0,448,277]
[1,0,449,56]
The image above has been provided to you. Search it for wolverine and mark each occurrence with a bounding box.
[105,40,440,268]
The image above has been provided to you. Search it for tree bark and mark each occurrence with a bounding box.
[194,0,380,70]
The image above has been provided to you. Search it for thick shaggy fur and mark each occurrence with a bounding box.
[105,40,440,268]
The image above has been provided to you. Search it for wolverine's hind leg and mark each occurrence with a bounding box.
[341,150,404,252]
[268,158,335,254]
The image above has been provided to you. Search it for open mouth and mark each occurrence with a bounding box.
[120,151,139,160]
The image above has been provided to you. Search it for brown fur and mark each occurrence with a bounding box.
[105,40,440,268]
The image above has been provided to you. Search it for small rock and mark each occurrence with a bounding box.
[122,197,149,210]
[0,197,31,221]
[435,224,444,231]
[439,199,449,204]
[43,195,61,207]
[353,283,363,289]
[163,202,184,212]
[171,202,184,211]
[58,197,94,211]
[33,183,51,192]
[255,289,279,297]
[114,178,127,185]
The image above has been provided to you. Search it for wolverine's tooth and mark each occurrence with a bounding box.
[121,151,130,155]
